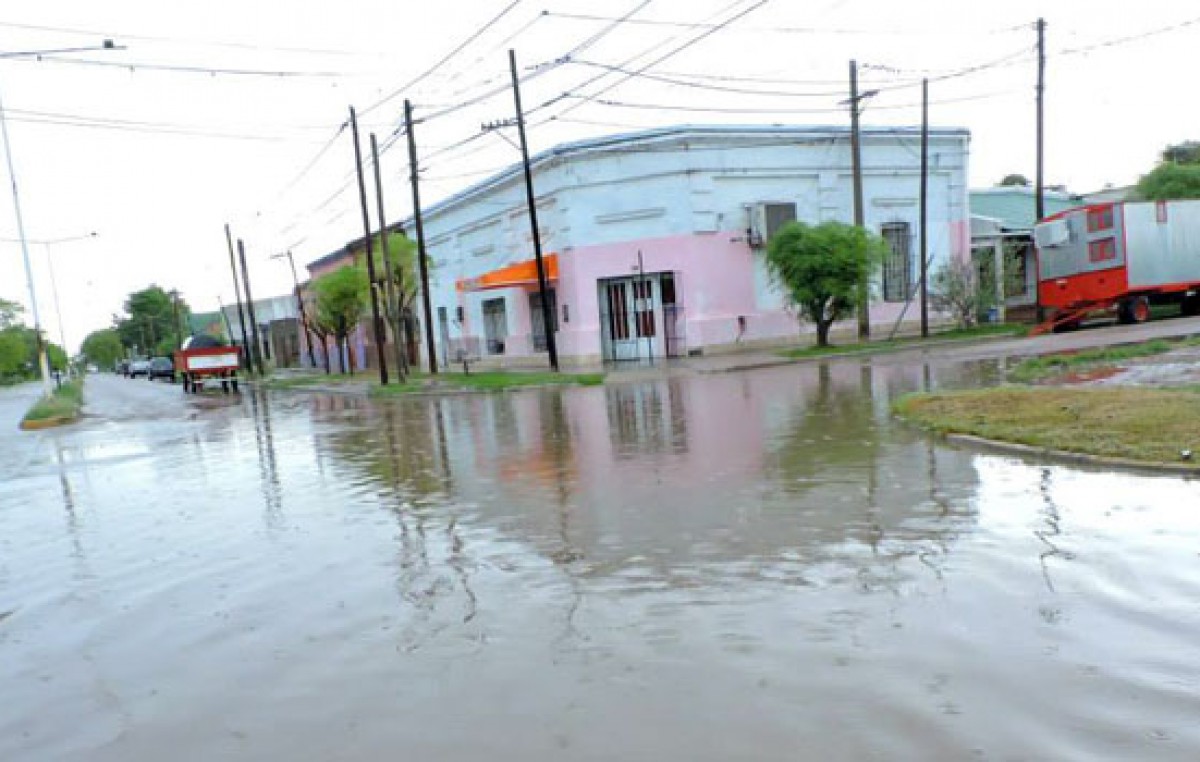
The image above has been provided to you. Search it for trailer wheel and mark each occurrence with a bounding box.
[1118,297,1151,324]
[222,380,230,394]
[231,377,239,393]
[182,376,190,393]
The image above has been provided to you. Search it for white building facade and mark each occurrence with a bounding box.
[413,125,971,366]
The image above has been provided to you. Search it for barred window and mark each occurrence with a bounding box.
[881,222,912,303]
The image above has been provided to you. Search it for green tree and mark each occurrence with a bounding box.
[115,285,190,355]
[81,328,124,369]
[313,265,368,374]
[0,328,27,381]
[1134,162,1200,201]
[368,231,420,376]
[1161,141,1200,165]
[998,174,1030,187]
[765,221,886,347]
[0,297,23,329]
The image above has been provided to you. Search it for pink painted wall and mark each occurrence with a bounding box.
[557,230,773,359]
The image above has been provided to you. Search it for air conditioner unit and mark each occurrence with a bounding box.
[1033,218,1070,249]
[747,202,797,248]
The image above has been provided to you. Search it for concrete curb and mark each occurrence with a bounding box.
[945,433,1200,477]
[19,413,79,431]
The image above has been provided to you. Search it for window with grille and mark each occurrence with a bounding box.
[881,222,912,302]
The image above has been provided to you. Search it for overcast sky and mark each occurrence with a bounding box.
[1,0,1197,352]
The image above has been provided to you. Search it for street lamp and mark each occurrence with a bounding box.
[1,40,122,395]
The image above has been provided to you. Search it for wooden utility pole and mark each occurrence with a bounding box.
[280,251,318,368]
[510,48,559,371]
[349,106,389,385]
[237,238,265,376]
[225,223,251,369]
[404,98,439,374]
[919,78,929,338]
[1035,17,1047,322]
[849,59,869,340]
[371,132,407,381]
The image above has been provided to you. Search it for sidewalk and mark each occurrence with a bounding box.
[259,316,1200,393]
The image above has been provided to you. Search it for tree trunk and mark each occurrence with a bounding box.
[336,334,347,374]
[816,319,832,348]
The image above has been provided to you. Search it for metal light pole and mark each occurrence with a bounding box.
[0,41,119,394]
[270,250,318,369]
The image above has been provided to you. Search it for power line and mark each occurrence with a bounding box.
[360,0,526,117]
[0,18,367,57]
[16,53,347,78]
[542,9,1026,36]
[567,58,848,97]
[1058,14,1200,56]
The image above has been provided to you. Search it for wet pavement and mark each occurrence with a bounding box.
[3,359,1200,760]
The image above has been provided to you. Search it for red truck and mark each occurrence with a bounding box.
[1034,199,1200,330]
[174,336,242,394]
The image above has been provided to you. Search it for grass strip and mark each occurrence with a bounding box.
[1008,339,1192,383]
[369,370,604,396]
[895,386,1200,465]
[21,378,84,427]
[779,323,1026,360]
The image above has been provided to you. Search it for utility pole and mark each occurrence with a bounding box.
[510,48,559,371]
[237,238,265,376]
[225,224,251,370]
[849,59,870,340]
[1035,17,1047,322]
[273,250,318,369]
[919,78,929,338]
[404,98,439,374]
[349,106,389,385]
[371,132,407,381]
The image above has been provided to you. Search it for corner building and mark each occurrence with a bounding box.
[413,124,970,366]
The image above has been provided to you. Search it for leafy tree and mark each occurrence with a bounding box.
[0,328,27,381]
[0,297,23,329]
[1161,141,1200,165]
[1134,162,1200,201]
[998,174,1030,187]
[765,221,886,347]
[368,231,420,377]
[114,285,190,355]
[312,265,368,374]
[81,328,124,369]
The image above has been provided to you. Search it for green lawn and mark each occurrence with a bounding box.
[1008,338,1198,383]
[779,322,1026,360]
[894,386,1200,466]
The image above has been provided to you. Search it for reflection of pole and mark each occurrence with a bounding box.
[404,99,438,374]
[510,49,558,372]
[1,84,51,394]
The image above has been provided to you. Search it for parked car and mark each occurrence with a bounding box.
[127,358,151,378]
[117,359,130,376]
[148,356,175,382]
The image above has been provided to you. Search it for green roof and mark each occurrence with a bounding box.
[970,188,1081,231]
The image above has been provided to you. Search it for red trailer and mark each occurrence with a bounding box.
[174,338,242,394]
[1034,199,1200,331]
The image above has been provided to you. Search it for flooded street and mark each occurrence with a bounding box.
[3,362,1200,760]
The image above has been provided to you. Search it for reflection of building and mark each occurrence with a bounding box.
[971,187,1081,321]
[221,295,302,369]
[405,125,970,366]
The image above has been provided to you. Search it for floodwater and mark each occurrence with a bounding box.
[2,361,1200,761]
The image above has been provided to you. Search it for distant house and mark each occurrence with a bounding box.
[1081,184,1135,204]
[970,186,1082,320]
[220,295,302,369]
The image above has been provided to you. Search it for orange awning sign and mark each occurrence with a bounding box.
[456,253,558,292]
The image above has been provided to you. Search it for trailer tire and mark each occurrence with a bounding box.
[1118,297,1151,324]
